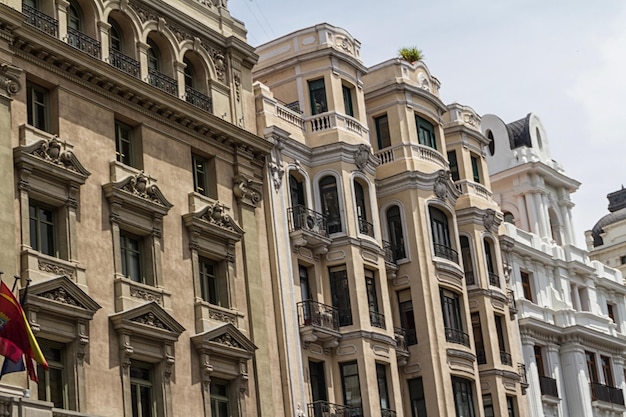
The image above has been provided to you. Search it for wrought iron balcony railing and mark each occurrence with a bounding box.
[488,272,501,287]
[147,68,178,95]
[381,409,397,417]
[297,300,339,331]
[287,205,329,238]
[308,401,362,417]
[591,382,625,405]
[444,327,470,347]
[23,4,58,37]
[476,349,486,365]
[369,310,385,329]
[465,270,475,285]
[185,86,213,113]
[66,27,101,58]
[539,376,558,397]
[358,216,374,237]
[433,243,458,263]
[500,351,512,366]
[109,49,140,78]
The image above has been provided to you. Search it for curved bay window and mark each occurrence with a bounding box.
[429,206,457,263]
[320,176,342,234]
[354,180,373,237]
[386,206,406,261]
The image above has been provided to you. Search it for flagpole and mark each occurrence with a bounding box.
[11,275,19,293]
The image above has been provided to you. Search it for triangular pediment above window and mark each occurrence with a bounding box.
[103,171,173,216]
[22,275,101,320]
[110,301,184,342]
[191,323,256,359]
[183,200,244,243]
[14,135,91,184]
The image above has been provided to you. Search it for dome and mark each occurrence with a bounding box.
[591,187,626,247]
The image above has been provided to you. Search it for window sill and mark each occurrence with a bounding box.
[194,301,244,333]
[20,248,86,287]
[114,275,171,312]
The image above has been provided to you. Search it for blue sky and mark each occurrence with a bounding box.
[229,0,626,246]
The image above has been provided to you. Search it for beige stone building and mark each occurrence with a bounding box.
[255,23,528,417]
[0,0,284,416]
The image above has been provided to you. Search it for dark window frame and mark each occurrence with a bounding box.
[342,84,354,117]
[27,81,50,132]
[415,115,436,150]
[452,377,476,417]
[29,200,57,257]
[130,361,155,417]
[340,361,362,409]
[308,78,328,115]
[375,114,391,150]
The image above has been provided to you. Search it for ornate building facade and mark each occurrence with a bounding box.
[483,113,626,417]
[587,186,626,277]
[0,0,283,416]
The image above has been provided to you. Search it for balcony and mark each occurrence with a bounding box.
[476,349,486,365]
[591,382,625,406]
[369,310,386,329]
[23,3,58,37]
[297,300,340,347]
[500,351,512,366]
[308,401,362,417]
[539,376,558,397]
[434,243,458,263]
[66,27,101,58]
[382,409,397,417]
[488,272,500,287]
[465,270,475,285]
[147,68,178,96]
[185,86,213,113]
[109,49,140,78]
[358,215,374,238]
[287,205,331,255]
[444,327,470,347]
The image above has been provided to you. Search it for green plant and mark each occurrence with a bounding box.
[398,46,424,63]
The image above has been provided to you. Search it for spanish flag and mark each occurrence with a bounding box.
[0,281,47,380]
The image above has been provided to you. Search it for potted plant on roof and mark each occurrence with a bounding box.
[399,46,424,64]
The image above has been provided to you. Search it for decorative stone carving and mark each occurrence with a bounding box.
[200,200,233,229]
[209,309,237,325]
[233,175,262,207]
[211,51,226,82]
[38,260,76,279]
[131,312,167,329]
[130,287,161,303]
[233,71,241,102]
[211,333,244,349]
[40,287,82,307]
[120,171,172,208]
[268,144,285,191]
[483,208,496,232]
[1,63,22,97]
[354,144,370,171]
[434,171,450,200]
[129,0,158,22]
[32,135,77,171]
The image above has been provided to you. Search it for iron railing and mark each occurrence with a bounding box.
[358,216,374,237]
[66,27,101,58]
[500,351,512,366]
[434,243,458,263]
[23,4,58,37]
[539,376,558,397]
[308,401,362,417]
[287,205,329,238]
[147,68,178,95]
[109,49,140,78]
[297,300,339,331]
[488,272,501,287]
[369,310,385,329]
[476,349,486,365]
[185,86,213,113]
[465,270,475,285]
[444,327,470,347]
[591,382,625,405]
[381,409,397,417]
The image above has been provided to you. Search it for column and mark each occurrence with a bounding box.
[546,343,568,417]
[560,341,593,417]
[56,0,69,41]
[98,21,111,62]
[517,194,530,231]
[137,41,149,82]
[521,335,545,417]
[175,60,187,100]
[525,193,540,235]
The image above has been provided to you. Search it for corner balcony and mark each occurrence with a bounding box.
[369,310,386,329]
[488,272,501,287]
[375,143,448,171]
[444,327,470,347]
[288,205,331,256]
[434,243,459,263]
[500,350,513,366]
[306,111,368,138]
[308,401,362,417]
[358,215,375,238]
[297,300,340,349]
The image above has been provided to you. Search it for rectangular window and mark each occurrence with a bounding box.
[408,377,427,417]
[601,356,614,386]
[398,289,417,346]
[376,363,390,411]
[120,231,144,284]
[607,303,616,323]
[130,362,154,417]
[448,150,459,181]
[342,84,354,117]
[330,266,352,326]
[482,394,494,417]
[441,289,468,347]
[366,269,384,328]
[210,380,230,417]
[506,396,516,417]
[495,314,510,365]
[38,341,66,409]
[520,271,533,302]
[199,257,228,307]
[621,255,626,265]
[308,79,327,115]
[586,351,599,383]
[309,361,327,402]
[29,201,56,257]
[340,361,361,409]
[192,154,209,196]
[534,346,545,377]
[471,313,485,365]
[116,121,135,167]
[452,377,475,417]
[415,115,436,149]
[375,114,391,150]
[27,81,49,132]
[470,155,481,183]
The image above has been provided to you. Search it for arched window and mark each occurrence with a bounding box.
[147,39,160,71]
[548,208,562,245]
[386,206,406,261]
[503,212,514,224]
[67,2,81,31]
[184,58,194,89]
[354,180,373,237]
[320,176,341,234]
[429,206,457,263]
[460,236,474,285]
[110,21,122,52]
[487,130,495,156]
